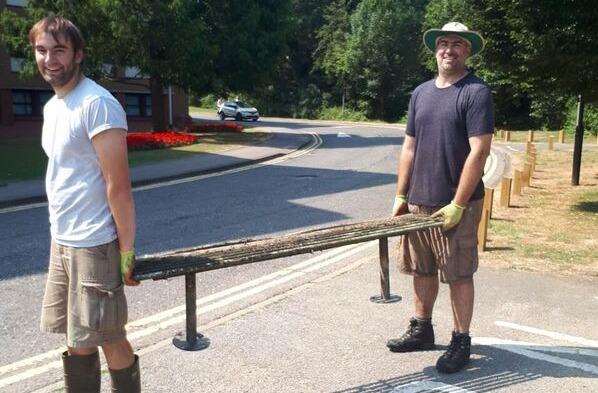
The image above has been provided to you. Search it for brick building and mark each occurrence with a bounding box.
[0,0,189,139]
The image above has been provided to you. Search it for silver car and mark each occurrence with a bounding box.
[218,101,259,121]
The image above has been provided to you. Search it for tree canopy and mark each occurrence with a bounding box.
[2,0,597,132]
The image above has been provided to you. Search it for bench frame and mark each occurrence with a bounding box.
[133,215,442,351]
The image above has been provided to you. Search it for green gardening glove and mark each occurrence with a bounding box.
[392,195,408,216]
[120,250,140,286]
[431,201,466,230]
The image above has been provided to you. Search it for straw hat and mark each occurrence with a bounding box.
[423,22,485,55]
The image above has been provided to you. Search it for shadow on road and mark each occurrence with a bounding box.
[333,343,597,392]
[0,160,397,280]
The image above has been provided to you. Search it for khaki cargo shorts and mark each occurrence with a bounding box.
[40,239,128,348]
[398,198,483,283]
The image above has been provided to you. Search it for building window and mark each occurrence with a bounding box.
[39,91,54,108]
[125,66,141,79]
[12,91,33,116]
[12,90,54,117]
[10,57,25,72]
[125,94,152,117]
[7,0,28,6]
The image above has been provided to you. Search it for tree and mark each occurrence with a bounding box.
[344,0,428,120]
[1,1,293,130]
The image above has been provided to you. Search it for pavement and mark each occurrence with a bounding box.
[0,126,314,208]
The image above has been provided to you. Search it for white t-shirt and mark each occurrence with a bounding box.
[42,77,128,247]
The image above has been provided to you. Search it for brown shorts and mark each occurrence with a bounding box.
[398,199,483,283]
[40,240,128,348]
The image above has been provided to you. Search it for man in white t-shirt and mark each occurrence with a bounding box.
[31,16,140,392]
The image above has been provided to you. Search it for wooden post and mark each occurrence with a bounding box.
[558,129,565,143]
[513,169,522,196]
[527,130,534,142]
[504,130,511,142]
[499,129,504,139]
[548,135,554,150]
[523,162,532,187]
[477,208,489,252]
[484,187,494,219]
[525,141,532,155]
[499,177,512,207]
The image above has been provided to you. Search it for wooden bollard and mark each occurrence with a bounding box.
[529,152,536,173]
[527,130,534,142]
[558,129,565,143]
[523,162,532,186]
[525,141,532,155]
[484,187,494,219]
[477,208,489,252]
[499,177,512,207]
[548,135,554,150]
[513,169,522,196]
[504,130,511,142]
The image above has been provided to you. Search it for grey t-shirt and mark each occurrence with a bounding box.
[405,73,494,207]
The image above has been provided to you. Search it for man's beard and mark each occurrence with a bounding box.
[43,63,79,89]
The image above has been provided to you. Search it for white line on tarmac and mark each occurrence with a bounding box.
[0,241,374,389]
[0,132,322,214]
[32,249,378,393]
[495,321,598,347]
[391,380,475,392]
[128,244,355,328]
[0,243,356,378]
[474,337,598,375]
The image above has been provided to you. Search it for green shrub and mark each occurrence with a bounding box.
[199,94,217,109]
[563,99,598,136]
[317,106,368,122]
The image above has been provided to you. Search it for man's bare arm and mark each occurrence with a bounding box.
[92,129,138,285]
[392,134,416,216]
[453,133,492,206]
[396,134,416,196]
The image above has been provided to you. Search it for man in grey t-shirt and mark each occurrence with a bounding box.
[388,22,494,374]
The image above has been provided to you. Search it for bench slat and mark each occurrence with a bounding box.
[133,214,442,281]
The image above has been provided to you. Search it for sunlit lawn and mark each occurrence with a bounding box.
[1,130,270,183]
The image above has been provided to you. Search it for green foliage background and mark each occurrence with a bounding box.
[1,0,596,130]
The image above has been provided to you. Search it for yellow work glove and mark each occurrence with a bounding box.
[392,195,408,216]
[120,250,140,286]
[431,201,466,230]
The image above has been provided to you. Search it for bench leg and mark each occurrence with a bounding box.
[172,273,210,351]
[370,237,401,304]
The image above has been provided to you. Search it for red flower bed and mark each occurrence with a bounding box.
[127,131,200,151]
[185,121,243,133]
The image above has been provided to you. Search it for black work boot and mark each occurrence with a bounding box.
[387,317,435,352]
[436,331,471,373]
[62,350,101,393]
[109,355,141,392]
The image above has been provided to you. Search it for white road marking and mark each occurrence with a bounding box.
[392,381,475,392]
[474,337,598,375]
[32,251,378,393]
[0,132,322,214]
[0,241,374,388]
[475,337,598,357]
[337,132,351,138]
[495,321,598,347]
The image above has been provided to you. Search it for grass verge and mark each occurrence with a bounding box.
[481,142,598,277]
[0,130,271,184]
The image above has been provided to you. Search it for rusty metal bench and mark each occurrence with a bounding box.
[133,214,442,350]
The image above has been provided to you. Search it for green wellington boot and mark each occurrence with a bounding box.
[62,351,101,393]
[109,355,140,392]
